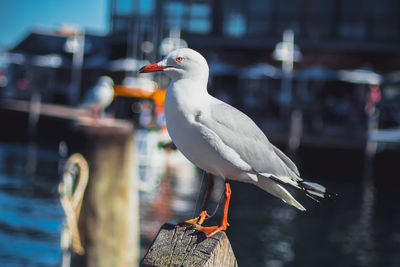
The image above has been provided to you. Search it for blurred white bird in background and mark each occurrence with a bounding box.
[81,76,114,118]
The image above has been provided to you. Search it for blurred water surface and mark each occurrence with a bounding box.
[227,174,400,267]
[0,142,399,266]
[139,145,400,267]
[0,143,63,266]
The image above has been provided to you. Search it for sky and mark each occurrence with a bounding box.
[0,0,109,50]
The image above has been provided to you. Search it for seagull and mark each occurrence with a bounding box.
[81,76,114,118]
[139,48,333,237]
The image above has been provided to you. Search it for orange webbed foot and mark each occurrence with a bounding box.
[183,210,210,226]
[198,223,229,238]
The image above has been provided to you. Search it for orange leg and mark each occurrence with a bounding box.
[185,173,214,226]
[198,180,231,238]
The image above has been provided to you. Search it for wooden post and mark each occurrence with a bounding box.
[141,223,237,267]
[69,120,139,267]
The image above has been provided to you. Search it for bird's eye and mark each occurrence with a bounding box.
[176,57,184,63]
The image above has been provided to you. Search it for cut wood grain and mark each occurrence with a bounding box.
[141,223,237,267]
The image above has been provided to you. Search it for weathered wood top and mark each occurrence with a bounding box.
[141,223,238,267]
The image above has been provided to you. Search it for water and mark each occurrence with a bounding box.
[1,142,399,266]
[0,143,63,266]
[227,178,400,267]
[140,145,400,267]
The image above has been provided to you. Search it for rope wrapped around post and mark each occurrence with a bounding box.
[59,153,89,255]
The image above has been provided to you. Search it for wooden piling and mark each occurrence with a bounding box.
[141,223,237,267]
[69,120,139,267]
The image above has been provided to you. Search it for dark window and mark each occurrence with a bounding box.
[164,1,212,34]
[301,0,334,40]
[370,0,398,40]
[113,16,130,33]
[338,0,366,39]
[247,0,271,36]
[164,2,185,29]
[116,0,132,14]
[187,3,211,34]
[222,0,246,37]
[133,0,155,15]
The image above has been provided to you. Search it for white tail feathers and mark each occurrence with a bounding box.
[253,174,336,211]
[276,184,306,211]
[252,176,306,211]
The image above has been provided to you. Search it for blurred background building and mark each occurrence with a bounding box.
[3,0,399,130]
[110,0,400,68]
[1,0,399,173]
[3,28,109,104]
[106,0,400,141]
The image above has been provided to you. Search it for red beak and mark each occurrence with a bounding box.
[138,63,169,73]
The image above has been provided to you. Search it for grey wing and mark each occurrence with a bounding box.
[198,101,297,178]
[198,101,329,208]
[271,144,300,176]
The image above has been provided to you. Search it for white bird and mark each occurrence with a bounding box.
[139,48,333,237]
[81,76,114,118]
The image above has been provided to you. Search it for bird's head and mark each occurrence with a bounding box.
[98,76,114,87]
[139,48,209,81]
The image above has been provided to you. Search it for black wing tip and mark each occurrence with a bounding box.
[298,180,338,201]
[324,190,338,200]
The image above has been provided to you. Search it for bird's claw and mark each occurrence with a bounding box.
[198,224,228,238]
[182,210,210,227]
